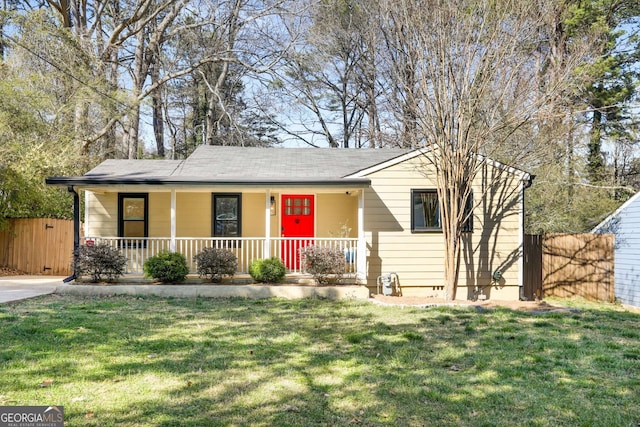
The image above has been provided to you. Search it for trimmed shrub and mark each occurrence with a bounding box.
[75,243,128,282]
[248,257,286,283]
[193,247,238,282]
[143,251,189,283]
[299,245,346,284]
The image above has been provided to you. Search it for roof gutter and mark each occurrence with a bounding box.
[45,177,371,188]
[523,174,535,189]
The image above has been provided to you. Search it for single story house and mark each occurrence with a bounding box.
[593,191,640,307]
[47,145,532,300]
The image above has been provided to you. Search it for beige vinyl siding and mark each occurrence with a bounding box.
[86,191,171,237]
[149,193,170,237]
[176,192,269,237]
[364,156,523,300]
[86,192,117,237]
[316,193,357,237]
[270,193,279,238]
[86,190,304,239]
[176,193,211,237]
[242,193,266,237]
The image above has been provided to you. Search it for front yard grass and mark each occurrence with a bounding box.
[0,295,638,426]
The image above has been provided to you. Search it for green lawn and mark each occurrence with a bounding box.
[0,295,638,426]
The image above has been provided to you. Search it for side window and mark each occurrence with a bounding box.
[212,193,241,237]
[411,189,441,231]
[118,193,148,241]
[411,189,472,233]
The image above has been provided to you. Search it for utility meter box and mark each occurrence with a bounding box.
[377,273,399,296]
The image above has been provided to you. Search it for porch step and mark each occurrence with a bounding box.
[57,283,370,301]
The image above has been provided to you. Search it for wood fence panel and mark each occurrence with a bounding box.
[523,234,543,300]
[543,233,614,302]
[0,218,77,275]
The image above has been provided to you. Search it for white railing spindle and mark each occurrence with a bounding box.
[81,236,358,276]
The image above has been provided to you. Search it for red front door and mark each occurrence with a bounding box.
[281,194,314,270]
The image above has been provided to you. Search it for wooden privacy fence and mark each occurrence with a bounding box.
[524,233,614,302]
[0,218,77,276]
[523,234,543,301]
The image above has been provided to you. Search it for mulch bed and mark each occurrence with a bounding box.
[370,294,573,312]
[0,267,27,277]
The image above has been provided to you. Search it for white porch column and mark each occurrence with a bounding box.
[264,190,271,258]
[84,190,90,238]
[170,189,176,252]
[356,189,366,283]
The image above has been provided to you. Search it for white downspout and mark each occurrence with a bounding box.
[356,189,366,284]
[170,189,176,252]
[84,190,90,239]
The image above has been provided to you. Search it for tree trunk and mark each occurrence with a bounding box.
[438,171,467,301]
[151,61,165,157]
[206,89,217,145]
[105,42,120,159]
[400,51,417,148]
[127,28,145,159]
[0,0,6,61]
[588,108,604,183]
[443,230,461,301]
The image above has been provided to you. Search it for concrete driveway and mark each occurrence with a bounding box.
[0,276,65,303]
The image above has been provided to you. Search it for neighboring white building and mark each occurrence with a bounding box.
[593,192,640,307]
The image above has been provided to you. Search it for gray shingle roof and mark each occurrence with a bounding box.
[86,160,183,178]
[177,146,410,180]
[48,146,412,186]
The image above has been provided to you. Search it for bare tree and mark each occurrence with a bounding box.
[155,0,299,153]
[36,0,295,159]
[122,1,186,159]
[263,0,385,148]
[380,0,593,300]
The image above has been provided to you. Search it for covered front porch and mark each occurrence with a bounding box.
[81,186,368,282]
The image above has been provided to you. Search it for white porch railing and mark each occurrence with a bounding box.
[82,237,358,276]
